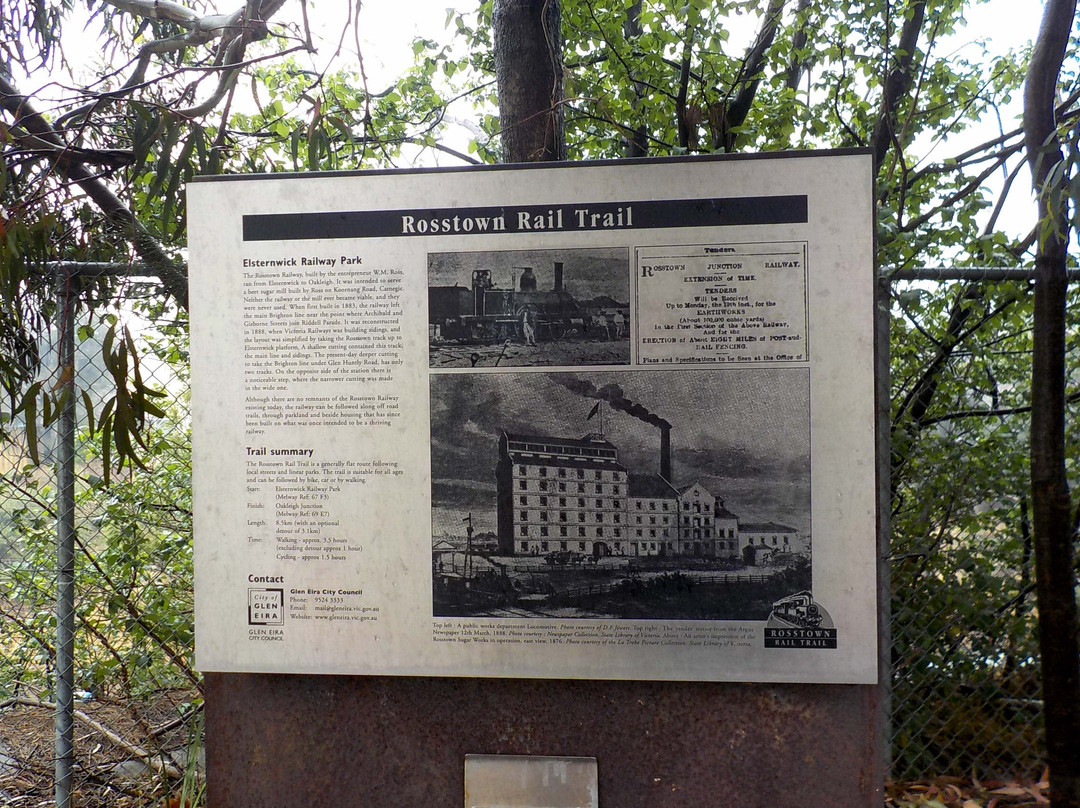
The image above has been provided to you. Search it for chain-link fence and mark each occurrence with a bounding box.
[886,268,1078,780]
[0,274,201,807]
[1,268,1075,804]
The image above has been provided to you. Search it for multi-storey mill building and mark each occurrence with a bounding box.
[496,432,629,557]
[495,427,752,560]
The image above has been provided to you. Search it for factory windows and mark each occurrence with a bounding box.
[578,527,586,537]
[635,501,642,510]
[595,512,603,522]
[596,527,604,537]
[636,529,643,537]
[560,541,568,550]
[595,484,603,494]
[518,465,527,475]
[519,480,527,490]
[520,510,528,521]
[520,542,528,552]
[540,526,549,536]
[559,497,566,506]
[560,527,568,537]
[560,512,567,522]
[541,541,549,551]
[613,531,621,540]
[540,512,548,522]
[519,525,527,536]
[594,470,603,480]
[579,542,586,551]
[595,498,603,508]
[649,516,656,525]
[613,486,621,495]
[649,502,656,510]
[662,502,669,511]
[578,513,586,522]
[636,515,642,524]
[649,529,656,538]
[613,513,621,524]
[614,542,621,551]
[614,499,621,509]
[539,481,548,491]
[577,468,585,479]
[577,483,586,493]
[539,496,548,506]
[519,496,527,505]
[558,482,567,492]
[539,468,548,477]
[578,498,585,507]
[558,469,567,478]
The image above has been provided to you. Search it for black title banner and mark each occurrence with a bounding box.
[242,195,808,241]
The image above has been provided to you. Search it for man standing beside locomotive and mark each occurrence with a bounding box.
[521,308,538,347]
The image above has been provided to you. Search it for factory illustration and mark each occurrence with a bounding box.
[429,371,812,619]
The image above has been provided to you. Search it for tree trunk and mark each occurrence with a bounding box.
[623,0,648,158]
[1023,0,1080,805]
[492,0,565,163]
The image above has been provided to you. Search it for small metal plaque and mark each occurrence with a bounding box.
[465,755,598,808]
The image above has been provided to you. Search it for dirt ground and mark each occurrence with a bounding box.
[430,337,631,368]
[0,690,200,807]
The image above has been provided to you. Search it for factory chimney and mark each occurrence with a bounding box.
[553,261,564,292]
[660,425,671,482]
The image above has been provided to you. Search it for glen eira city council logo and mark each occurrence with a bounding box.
[248,588,284,626]
[764,590,837,649]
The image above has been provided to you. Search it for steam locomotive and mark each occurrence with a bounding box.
[770,591,823,628]
[428,262,591,343]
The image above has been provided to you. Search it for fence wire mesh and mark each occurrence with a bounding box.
[886,271,1070,780]
[0,287,201,808]
[0,268,1074,805]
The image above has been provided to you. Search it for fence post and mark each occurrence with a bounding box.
[54,269,77,808]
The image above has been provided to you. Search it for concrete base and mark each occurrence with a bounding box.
[205,674,882,807]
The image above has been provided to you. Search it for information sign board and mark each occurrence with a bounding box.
[189,152,878,682]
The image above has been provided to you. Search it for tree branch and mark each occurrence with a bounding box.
[674,28,693,149]
[917,390,1080,427]
[871,0,927,169]
[0,75,188,309]
[726,0,786,134]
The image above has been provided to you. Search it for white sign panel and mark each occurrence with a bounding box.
[189,152,879,683]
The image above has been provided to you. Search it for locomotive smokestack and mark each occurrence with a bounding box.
[660,425,671,481]
[553,261,563,292]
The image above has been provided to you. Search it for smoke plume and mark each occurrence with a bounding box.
[552,376,671,429]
